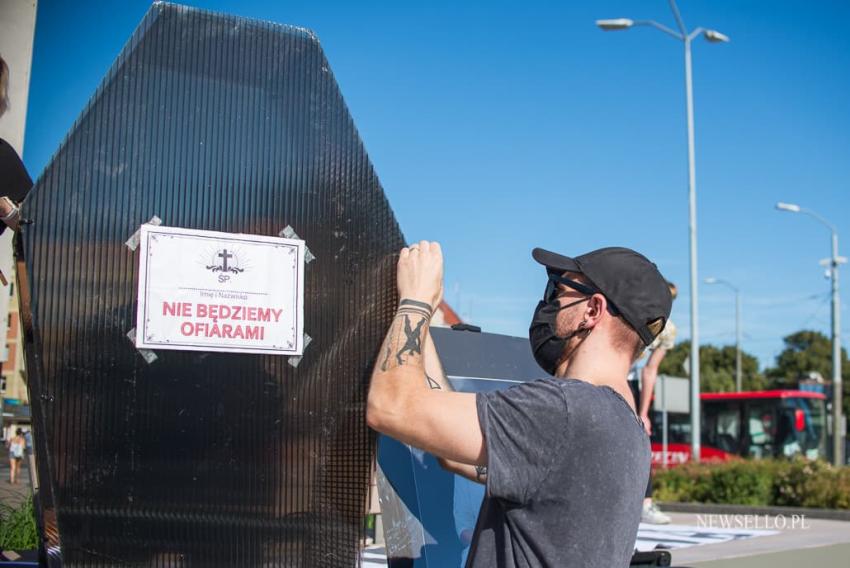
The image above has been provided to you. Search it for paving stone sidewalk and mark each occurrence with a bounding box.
[0,458,33,509]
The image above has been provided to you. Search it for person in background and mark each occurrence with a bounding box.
[0,54,33,237]
[1,55,34,484]
[629,281,678,525]
[6,427,25,484]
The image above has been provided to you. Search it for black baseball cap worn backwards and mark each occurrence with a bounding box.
[532,246,672,346]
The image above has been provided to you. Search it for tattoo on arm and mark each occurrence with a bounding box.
[400,298,433,312]
[379,300,431,372]
[398,316,426,365]
[475,465,488,482]
[426,373,442,390]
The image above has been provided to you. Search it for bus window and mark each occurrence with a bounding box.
[782,397,827,459]
[744,401,776,458]
[649,412,692,445]
[703,402,741,455]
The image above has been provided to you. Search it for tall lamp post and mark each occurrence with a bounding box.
[597,1,729,462]
[705,277,742,392]
[776,202,847,466]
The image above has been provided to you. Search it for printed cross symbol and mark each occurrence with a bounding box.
[218,249,233,272]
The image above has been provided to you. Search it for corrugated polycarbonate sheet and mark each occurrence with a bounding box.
[20,3,403,566]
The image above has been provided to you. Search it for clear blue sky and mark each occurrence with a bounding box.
[24,0,850,369]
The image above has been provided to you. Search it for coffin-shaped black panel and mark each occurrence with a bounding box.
[19,3,403,565]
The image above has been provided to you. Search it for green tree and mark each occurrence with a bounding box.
[765,330,850,430]
[657,342,766,393]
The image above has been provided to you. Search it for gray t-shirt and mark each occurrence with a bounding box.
[467,377,650,568]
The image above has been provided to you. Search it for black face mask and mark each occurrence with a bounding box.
[529,297,588,375]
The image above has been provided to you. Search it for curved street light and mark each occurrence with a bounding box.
[597,0,729,463]
[776,201,845,465]
[596,18,634,31]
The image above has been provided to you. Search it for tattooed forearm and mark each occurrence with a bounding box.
[426,374,442,390]
[378,299,432,373]
[475,465,488,482]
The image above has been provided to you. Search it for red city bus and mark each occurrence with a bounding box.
[649,390,827,467]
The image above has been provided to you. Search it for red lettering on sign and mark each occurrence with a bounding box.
[176,320,265,342]
[164,302,193,317]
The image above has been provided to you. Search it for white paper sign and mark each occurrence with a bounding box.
[135,224,305,355]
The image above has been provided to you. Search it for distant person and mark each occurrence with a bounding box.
[628,281,678,525]
[7,427,25,484]
[368,242,673,567]
[0,54,33,237]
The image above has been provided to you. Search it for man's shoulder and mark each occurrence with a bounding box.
[511,376,593,400]
[516,377,608,395]
[513,377,624,411]
[496,376,568,400]
[479,377,570,420]
[486,377,630,414]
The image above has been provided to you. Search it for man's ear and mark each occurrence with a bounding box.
[582,293,608,329]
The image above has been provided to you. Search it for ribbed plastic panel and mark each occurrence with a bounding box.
[19,3,402,566]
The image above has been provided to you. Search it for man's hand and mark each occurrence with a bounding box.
[640,414,652,436]
[397,240,443,312]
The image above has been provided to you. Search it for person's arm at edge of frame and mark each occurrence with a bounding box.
[422,328,488,484]
[366,241,487,468]
[639,347,667,434]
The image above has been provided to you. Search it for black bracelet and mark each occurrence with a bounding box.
[399,298,433,312]
[397,307,431,320]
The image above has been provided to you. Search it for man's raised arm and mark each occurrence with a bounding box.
[366,241,486,467]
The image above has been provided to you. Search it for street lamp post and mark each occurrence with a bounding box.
[597,0,728,463]
[776,202,847,466]
[705,277,742,392]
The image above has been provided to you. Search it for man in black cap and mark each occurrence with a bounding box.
[367,242,672,567]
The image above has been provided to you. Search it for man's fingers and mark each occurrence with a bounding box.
[400,240,442,262]
[408,240,442,255]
